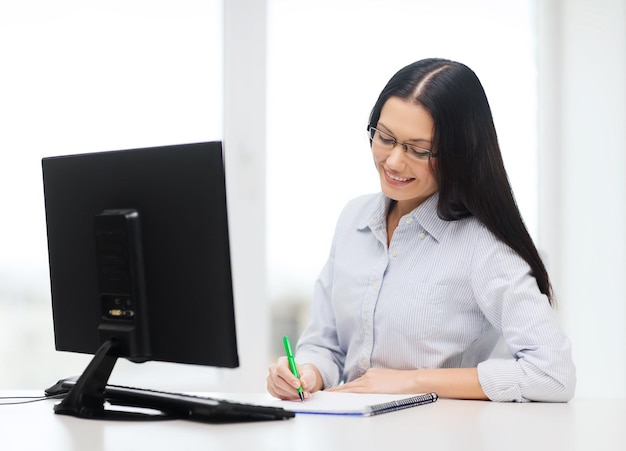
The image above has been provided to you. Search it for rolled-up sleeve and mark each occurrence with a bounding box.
[473,234,576,402]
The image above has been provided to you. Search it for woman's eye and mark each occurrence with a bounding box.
[408,145,430,156]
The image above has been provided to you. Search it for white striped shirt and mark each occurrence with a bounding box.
[296,192,576,402]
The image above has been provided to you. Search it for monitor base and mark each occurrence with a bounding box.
[53,339,171,421]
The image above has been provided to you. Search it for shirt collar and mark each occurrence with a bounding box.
[358,192,450,243]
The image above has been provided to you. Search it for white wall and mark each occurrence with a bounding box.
[537,0,626,397]
[221,0,271,392]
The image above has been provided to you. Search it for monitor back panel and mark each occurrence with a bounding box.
[42,142,238,367]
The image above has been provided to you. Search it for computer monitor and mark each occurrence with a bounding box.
[41,141,239,419]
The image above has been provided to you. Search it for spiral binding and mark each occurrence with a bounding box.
[365,392,438,416]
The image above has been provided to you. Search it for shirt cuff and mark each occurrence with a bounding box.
[477,357,576,402]
[477,359,525,402]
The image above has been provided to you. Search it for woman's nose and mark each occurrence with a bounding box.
[385,143,406,168]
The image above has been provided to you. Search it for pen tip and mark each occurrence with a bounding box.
[299,393,305,402]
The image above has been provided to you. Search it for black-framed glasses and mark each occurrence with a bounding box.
[367,126,436,162]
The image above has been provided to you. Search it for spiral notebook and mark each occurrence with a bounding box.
[279,391,438,416]
[217,391,438,417]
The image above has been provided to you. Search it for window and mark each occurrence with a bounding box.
[0,1,222,388]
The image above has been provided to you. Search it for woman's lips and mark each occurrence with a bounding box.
[384,168,413,185]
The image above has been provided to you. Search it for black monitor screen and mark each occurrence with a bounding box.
[42,141,238,370]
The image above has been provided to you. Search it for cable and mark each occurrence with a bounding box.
[0,393,65,405]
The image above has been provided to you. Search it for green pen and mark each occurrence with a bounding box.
[282,335,305,401]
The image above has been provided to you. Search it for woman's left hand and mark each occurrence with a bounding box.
[326,367,488,400]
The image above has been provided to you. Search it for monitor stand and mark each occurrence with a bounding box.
[53,339,169,420]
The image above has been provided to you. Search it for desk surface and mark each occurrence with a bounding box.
[1,391,624,451]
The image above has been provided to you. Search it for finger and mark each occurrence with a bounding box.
[267,359,305,400]
[268,379,300,400]
[275,357,303,389]
[298,367,318,392]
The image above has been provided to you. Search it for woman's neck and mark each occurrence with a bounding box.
[385,197,427,246]
[386,201,403,246]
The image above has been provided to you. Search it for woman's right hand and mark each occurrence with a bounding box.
[266,357,322,400]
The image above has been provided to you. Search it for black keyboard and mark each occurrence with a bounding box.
[51,380,295,423]
[104,384,295,423]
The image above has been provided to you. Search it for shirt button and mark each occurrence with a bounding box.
[419,232,426,240]
[405,217,413,224]
[360,358,368,367]
[390,249,398,257]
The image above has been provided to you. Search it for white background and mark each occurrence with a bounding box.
[0,0,624,399]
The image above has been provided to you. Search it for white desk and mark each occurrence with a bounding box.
[1,391,624,451]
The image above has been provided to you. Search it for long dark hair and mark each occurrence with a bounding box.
[369,58,554,305]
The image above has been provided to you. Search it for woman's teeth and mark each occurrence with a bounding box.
[386,170,411,182]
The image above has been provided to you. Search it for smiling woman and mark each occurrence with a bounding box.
[266,58,575,403]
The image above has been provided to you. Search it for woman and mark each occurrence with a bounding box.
[266,58,576,402]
